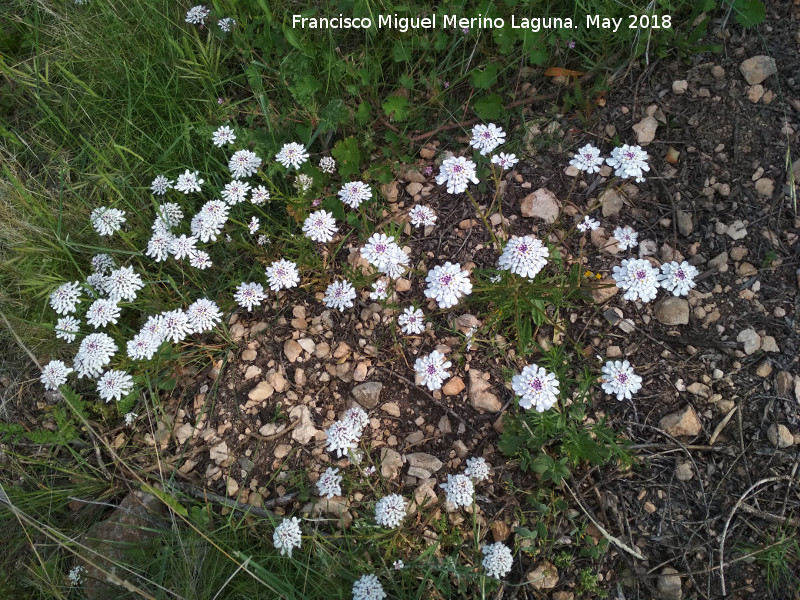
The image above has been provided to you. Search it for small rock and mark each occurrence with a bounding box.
[395,278,411,292]
[711,65,725,78]
[590,277,620,304]
[644,501,657,513]
[274,443,292,459]
[767,424,793,448]
[676,210,693,236]
[739,55,777,85]
[442,376,465,396]
[736,262,758,277]
[406,181,423,196]
[654,297,690,326]
[381,402,401,417]
[406,453,443,479]
[468,370,502,412]
[761,335,779,353]
[632,115,658,144]
[527,561,559,590]
[600,187,625,217]
[248,381,274,402]
[351,381,383,409]
[708,251,728,271]
[659,406,702,437]
[284,339,303,362]
[289,405,319,445]
[687,382,711,398]
[747,84,765,103]
[755,362,773,378]
[726,220,747,240]
[672,80,688,94]
[438,415,452,434]
[453,440,469,458]
[736,328,761,355]
[226,477,239,497]
[352,362,368,381]
[657,567,682,600]
[520,188,560,223]
[775,371,794,397]
[552,593,574,600]
[380,448,403,479]
[675,462,694,481]
[754,177,775,197]
[241,349,257,361]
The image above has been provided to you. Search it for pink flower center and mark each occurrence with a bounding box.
[635,270,647,280]
[452,165,463,173]
[440,275,452,285]
[617,373,628,384]
[675,269,686,280]
[426,364,437,375]
[375,243,386,254]
[529,378,543,391]
[518,243,528,253]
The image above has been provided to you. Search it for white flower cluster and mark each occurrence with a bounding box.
[511,363,560,412]
[265,259,300,292]
[96,369,134,402]
[601,359,642,400]
[352,574,386,600]
[413,350,451,391]
[424,262,472,309]
[436,156,479,194]
[440,473,474,509]
[323,280,357,312]
[409,205,436,228]
[228,149,262,178]
[397,306,425,335]
[90,207,126,236]
[374,494,407,529]
[470,123,506,155]
[275,143,309,170]
[611,258,660,302]
[481,542,513,579]
[325,406,369,458]
[303,210,337,243]
[568,143,650,182]
[233,282,265,311]
[498,236,549,279]
[211,125,235,147]
[464,457,490,482]
[40,360,73,391]
[272,516,302,557]
[361,233,409,279]
[316,467,343,499]
[338,181,372,209]
[175,169,204,194]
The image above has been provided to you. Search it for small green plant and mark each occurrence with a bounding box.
[577,566,609,598]
[738,527,800,593]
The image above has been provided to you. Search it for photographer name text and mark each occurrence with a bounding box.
[291,13,672,33]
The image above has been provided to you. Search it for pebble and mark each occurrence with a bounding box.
[468,370,502,412]
[657,567,683,600]
[754,177,775,197]
[726,220,747,240]
[736,328,761,355]
[675,462,694,481]
[659,405,702,437]
[284,339,303,362]
[672,79,688,94]
[739,55,777,85]
[241,349,257,361]
[380,448,403,479]
[351,381,383,409]
[633,115,658,144]
[767,423,794,448]
[442,376,465,396]
[707,251,728,272]
[761,335,779,353]
[381,402,401,417]
[527,561,559,590]
[274,443,292,459]
[755,362,773,377]
[520,188,560,223]
[600,187,624,217]
[406,453,443,479]
[776,371,794,397]
[248,381,274,402]
[676,210,693,236]
[654,297,690,325]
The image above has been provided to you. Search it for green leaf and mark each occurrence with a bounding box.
[355,101,371,126]
[733,0,765,27]
[473,93,503,120]
[323,196,345,220]
[399,74,415,90]
[281,24,304,51]
[471,63,498,89]
[318,98,345,133]
[331,136,362,178]
[392,40,413,62]
[142,485,188,518]
[381,95,410,122]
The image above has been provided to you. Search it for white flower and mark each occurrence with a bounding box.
[361,233,399,271]
[275,143,309,170]
[90,207,126,236]
[470,123,506,155]
[465,326,476,351]
[413,350,451,391]
[221,179,251,205]
[85,272,107,293]
[607,144,650,182]
[154,203,184,232]
[67,565,85,585]
[512,364,560,412]
[316,467,342,499]
[489,274,502,284]
[658,261,698,297]
[85,299,120,329]
[150,175,173,195]
[160,309,192,344]
[375,494,407,529]
[191,200,229,242]
[234,282,265,311]
[325,420,359,458]
[74,333,117,379]
[96,369,134,402]
[174,170,204,194]
[601,359,642,401]
[217,17,236,32]
[40,360,73,391]
[382,246,409,279]
[50,282,82,315]
[248,216,260,234]
[613,226,638,251]
[612,258,660,302]
[103,266,144,302]
[319,156,336,174]
[352,574,386,600]
[577,215,600,232]
[481,542,513,579]
[250,185,270,205]
[294,173,313,193]
[265,259,300,292]
[409,205,437,228]
[55,316,81,343]
[397,307,425,335]
[369,279,388,300]
[498,236,549,279]
[424,262,472,309]
[127,332,160,360]
[123,412,138,426]
[392,560,404,570]
[343,406,369,433]
[140,314,167,344]
[440,473,474,508]
[491,152,519,169]
[186,298,222,333]
[569,144,604,173]
[189,250,212,270]
[257,234,268,246]
[302,210,337,243]
[91,254,115,273]
[212,125,236,147]
[338,181,372,209]
[185,5,210,25]
[323,280,356,312]
[272,517,302,557]
[436,156,479,194]
[464,457,490,482]
[228,149,262,178]
[146,232,174,262]
[169,234,198,260]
